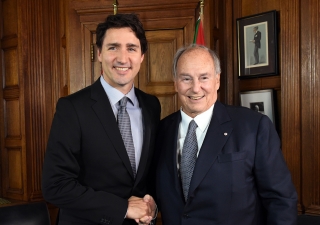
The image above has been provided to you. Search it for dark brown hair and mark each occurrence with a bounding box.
[96,13,148,54]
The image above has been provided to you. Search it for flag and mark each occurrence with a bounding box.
[193,16,205,45]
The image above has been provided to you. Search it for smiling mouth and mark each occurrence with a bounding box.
[114,67,130,71]
[189,95,204,100]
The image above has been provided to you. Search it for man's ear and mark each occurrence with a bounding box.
[140,54,145,63]
[216,74,221,91]
[174,79,178,92]
[97,48,102,62]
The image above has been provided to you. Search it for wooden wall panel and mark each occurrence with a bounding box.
[0,0,62,203]
[140,29,185,119]
[3,49,19,85]
[2,0,18,36]
[7,148,23,191]
[20,0,53,201]
[1,0,25,201]
[157,94,178,120]
[208,0,226,102]
[229,0,304,213]
[5,100,21,137]
[301,0,320,215]
[224,0,239,105]
[278,0,302,212]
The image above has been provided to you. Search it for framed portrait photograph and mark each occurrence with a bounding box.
[240,89,275,124]
[237,10,278,78]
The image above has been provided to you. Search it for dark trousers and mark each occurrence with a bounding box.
[254,46,259,64]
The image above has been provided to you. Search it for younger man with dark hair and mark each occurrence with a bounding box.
[42,13,160,225]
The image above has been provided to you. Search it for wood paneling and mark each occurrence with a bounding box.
[7,148,23,191]
[0,1,320,225]
[140,29,184,119]
[208,0,226,103]
[301,0,320,215]
[1,0,62,202]
[278,0,302,212]
[2,0,18,36]
[1,0,25,201]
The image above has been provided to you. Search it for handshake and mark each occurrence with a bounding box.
[126,194,157,224]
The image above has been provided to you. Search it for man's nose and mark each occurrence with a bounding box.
[191,79,201,92]
[116,49,128,63]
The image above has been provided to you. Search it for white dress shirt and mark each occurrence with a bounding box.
[100,76,143,171]
[177,104,214,170]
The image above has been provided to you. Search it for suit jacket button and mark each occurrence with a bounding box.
[183,213,189,218]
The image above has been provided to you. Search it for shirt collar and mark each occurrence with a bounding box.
[100,76,137,107]
[180,104,214,133]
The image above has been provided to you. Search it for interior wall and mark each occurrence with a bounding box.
[300,0,320,215]
[0,0,320,222]
[224,0,320,215]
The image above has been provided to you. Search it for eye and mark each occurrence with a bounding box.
[128,47,136,52]
[108,46,116,50]
[199,75,210,82]
[181,77,192,82]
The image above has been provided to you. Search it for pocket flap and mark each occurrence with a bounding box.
[218,151,247,163]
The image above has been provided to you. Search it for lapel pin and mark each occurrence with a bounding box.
[224,132,228,136]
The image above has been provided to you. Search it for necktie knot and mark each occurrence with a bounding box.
[188,120,198,132]
[119,96,128,107]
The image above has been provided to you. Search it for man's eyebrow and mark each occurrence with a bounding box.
[106,43,120,47]
[178,73,192,77]
[126,43,139,48]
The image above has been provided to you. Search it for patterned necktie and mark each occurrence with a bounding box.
[118,97,136,178]
[180,120,198,202]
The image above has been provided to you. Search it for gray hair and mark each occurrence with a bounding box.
[172,44,221,78]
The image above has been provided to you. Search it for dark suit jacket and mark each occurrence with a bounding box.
[254,30,261,48]
[155,101,297,225]
[42,79,161,225]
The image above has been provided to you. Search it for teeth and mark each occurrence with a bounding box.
[115,67,129,71]
[190,96,202,100]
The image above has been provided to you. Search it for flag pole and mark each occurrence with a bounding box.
[113,0,118,15]
[200,0,204,17]
[193,0,205,45]
[199,0,204,27]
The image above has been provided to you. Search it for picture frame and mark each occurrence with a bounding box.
[237,10,278,78]
[240,89,275,124]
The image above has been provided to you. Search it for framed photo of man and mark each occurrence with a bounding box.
[237,10,278,78]
[240,89,275,124]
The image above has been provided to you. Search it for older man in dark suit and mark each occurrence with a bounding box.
[42,14,160,225]
[155,44,297,225]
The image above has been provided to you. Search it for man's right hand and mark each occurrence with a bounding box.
[126,196,153,223]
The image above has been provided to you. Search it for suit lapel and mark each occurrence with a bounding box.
[164,112,184,198]
[134,89,152,184]
[90,80,134,178]
[188,102,233,198]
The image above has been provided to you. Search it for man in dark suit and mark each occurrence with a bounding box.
[250,26,261,65]
[155,44,297,224]
[42,14,161,225]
